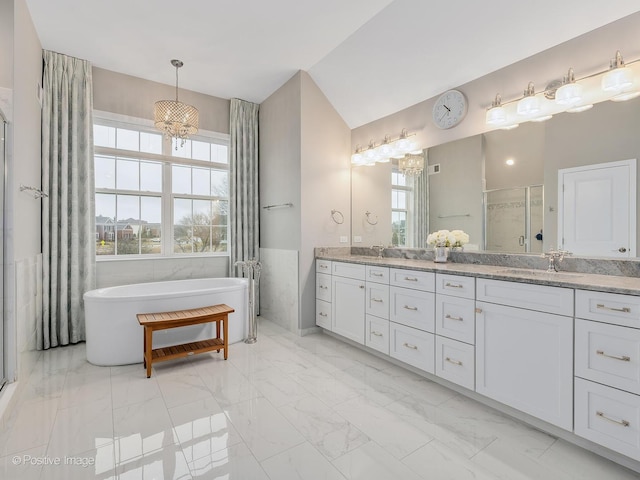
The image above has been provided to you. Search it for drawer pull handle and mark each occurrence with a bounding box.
[596,350,631,362]
[359,285,365,289]
[445,314,464,322]
[372,298,384,303]
[596,303,631,314]
[372,272,384,277]
[404,277,419,282]
[445,282,464,289]
[371,331,383,337]
[445,357,463,366]
[596,411,630,427]
[403,342,418,350]
[319,285,328,290]
[320,265,328,269]
[475,307,482,314]
[319,312,327,317]
[403,305,418,311]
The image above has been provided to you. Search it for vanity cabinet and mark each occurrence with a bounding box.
[476,279,574,430]
[365,266,390,355]
[574,289,640,461]
[435,274,476,390]
[315,260,332,330]
[331,262,366,344]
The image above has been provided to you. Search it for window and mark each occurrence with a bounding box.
[391,171,411,247]
[94,118,229,258]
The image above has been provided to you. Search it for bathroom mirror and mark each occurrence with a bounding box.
[351,96,640,257]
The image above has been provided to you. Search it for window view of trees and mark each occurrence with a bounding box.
[94,122,229,257]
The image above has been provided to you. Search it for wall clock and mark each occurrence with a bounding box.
[432,89,467,129]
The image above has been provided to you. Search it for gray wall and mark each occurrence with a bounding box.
[428,135,484,248]
[0,0,13,89]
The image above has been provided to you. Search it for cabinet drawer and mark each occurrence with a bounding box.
[316,299,332,330]
[436,274,475,299]
[316,259,331,274]
[316,273,331,302]
[390,268,435,292]
[435,336,475,390]
[576,289,640,329]
[576,319,640,395]
[390,286,435,332]
[333,261,366,280]
[435,295,475,344]
[366,315,389,355]
[366,283,389,319]
[477,278,573,316]
[575,377,640,462]
[366,265,390,284]
[390,323,434,373]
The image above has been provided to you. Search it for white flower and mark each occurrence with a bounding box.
[427,229,469,248]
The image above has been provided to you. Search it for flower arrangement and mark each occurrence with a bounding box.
[427,229,469,248]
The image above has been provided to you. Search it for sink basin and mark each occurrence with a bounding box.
[500,268,584,280]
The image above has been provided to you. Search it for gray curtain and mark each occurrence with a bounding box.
[39,50,96,349]
[229,98,260,282]
[412,168,428,248]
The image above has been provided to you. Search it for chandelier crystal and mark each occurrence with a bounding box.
[398,153,424,176]
[154,59,199,148]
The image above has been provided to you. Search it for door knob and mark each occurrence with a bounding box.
[618,247,627,253]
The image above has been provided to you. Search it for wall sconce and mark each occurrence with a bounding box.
[485,50,640,129]
[351,128,418,166]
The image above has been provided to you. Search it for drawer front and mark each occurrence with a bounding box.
[435,295,475,344]
[575,377,640,462]
[576,289,640,329]
[390,268,435,292]
[477,278,573,316]
[366,265,390,284]
[316,273,331,302]
[366,283,390,319]
[576,319,640,395]
[390,323,434,373]
[435,336,475,390]
[333,261,366,280]
[366,315,389,355]
[436,274,475,299]
[390,286,435,332]
[316,259,332,274]
[316,299,332,330]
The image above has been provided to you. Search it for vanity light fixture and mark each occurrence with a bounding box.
[484,50,639,129]
[154,60,199,148]
[351,129,418,166]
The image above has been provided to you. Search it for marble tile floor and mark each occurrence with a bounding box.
[0,318,638,480]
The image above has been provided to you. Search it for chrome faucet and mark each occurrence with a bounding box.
[541,247,571,272]
[371,244,385,259]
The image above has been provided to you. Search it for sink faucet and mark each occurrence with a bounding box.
[541,247,571,272]
[371,244,385,259]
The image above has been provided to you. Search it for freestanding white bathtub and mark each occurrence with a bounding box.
[83,277,248,366]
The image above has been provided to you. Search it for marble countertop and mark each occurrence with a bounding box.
[316,253,640,296]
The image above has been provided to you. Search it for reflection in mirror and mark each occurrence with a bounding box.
[351,96,640,257]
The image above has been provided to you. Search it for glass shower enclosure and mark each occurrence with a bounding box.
[0,110,5,391]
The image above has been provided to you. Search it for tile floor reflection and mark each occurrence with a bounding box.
[0,317,639,479]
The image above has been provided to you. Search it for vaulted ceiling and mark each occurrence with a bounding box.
[24,0,640,128]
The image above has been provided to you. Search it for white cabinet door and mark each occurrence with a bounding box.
[366,283,389,319]
[476,301,574,430]
[332,275,365,344]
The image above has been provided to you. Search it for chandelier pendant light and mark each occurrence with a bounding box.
[154,59,199,148]
[398,153,424,177]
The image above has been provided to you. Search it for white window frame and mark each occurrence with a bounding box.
[391,169,413,247]
[93,111,230,260]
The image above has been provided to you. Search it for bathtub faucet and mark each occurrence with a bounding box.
[540,247,571,272]
[234,259,262,345]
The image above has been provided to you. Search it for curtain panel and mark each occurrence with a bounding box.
[39,50,96,349]
[229,98,260,304]
[412,169,428,248]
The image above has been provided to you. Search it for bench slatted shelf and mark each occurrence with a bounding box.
[137,304,234,378]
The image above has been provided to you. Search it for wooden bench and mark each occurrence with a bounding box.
[136,304,235,378]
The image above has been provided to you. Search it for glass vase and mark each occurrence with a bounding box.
[434,246,449,263]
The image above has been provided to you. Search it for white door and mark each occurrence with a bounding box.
[558,159,636,257]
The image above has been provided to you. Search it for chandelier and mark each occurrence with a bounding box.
[398,152,424,176]
[154,59,199,148]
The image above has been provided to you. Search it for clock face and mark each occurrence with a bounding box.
[432,90,467,129]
